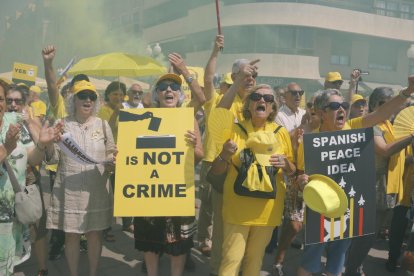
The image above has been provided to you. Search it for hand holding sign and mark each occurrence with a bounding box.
[185,130,197,147]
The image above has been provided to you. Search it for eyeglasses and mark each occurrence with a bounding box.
[249,92,274,103]
[6,98,24,105]
[324,102,350,111]
[288,90,304,96]
[252,72,258,79]
[157,82,180,91]
[76,91,97,101]
[129,90,144,95]
[331,80,344,86]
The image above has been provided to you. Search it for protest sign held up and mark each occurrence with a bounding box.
[12,62,38,86]
[303,128,376,245]
[114,108,195,217]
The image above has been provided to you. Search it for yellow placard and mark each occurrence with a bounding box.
[180,66,205,105]
[12,62,38,86]
[114,108,195,217]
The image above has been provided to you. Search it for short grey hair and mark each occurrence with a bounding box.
[368,87,394,112]
[314,89,343,111]
[66,93,99,117]
[151,84,186,108]
[231,59,249,74]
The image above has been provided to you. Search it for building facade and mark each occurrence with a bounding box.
[107,0,414,94]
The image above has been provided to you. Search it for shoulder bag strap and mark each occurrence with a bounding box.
[101,119,107,145]
[274,125,282,134]
[235,122,248,136]
[4,161,22,193]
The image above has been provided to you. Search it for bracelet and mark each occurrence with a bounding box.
[399,88,410,99]
[36,143,46,152]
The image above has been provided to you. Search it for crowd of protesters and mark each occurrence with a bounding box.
[1,34,414,276]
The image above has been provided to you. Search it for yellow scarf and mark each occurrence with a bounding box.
[240,120,279,192]
[377,121,405,202]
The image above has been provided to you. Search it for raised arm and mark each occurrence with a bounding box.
[204,35,224,102]
[374,133,414,159]
[168,52,205,113]
[362,75,414,128]
[42,45,59,107]
[348,69,361,103]
[217,60,258,109]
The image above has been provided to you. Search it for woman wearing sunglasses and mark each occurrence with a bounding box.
[208,80,296,275]
[133,73,203,276]
[46,80,116,276]
[296,76,414,276]
[0,80,61,276]
[345,87,414,275]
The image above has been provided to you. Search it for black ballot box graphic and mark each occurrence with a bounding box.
[136,135,176,149]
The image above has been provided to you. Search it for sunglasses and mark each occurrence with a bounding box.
[324,102,350,111]
[249,92,274,103]
[129,90,144,95]
[288,90,304,96]
[76,91,97,101]
[157,82,180,91]
[332,80,344,85]
[353,101,367,108]
[6,98,24,105]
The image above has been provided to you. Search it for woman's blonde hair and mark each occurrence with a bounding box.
[66,93,99,117]
[242,84,278,122]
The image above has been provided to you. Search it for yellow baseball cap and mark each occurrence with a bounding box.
[155,73,182,86]
[303,174,348,218]
[351,94,366,105]
[222,73,233,85]
[30,85,42,94]
[325,72,343,82]
[72,80,97,95]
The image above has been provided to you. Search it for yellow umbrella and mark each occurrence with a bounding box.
[68,52,166,77]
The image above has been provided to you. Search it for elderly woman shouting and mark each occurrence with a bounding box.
[208,70,296,275]
[0,80,61,276]
[133,71,204,276]
[46,80,116,276]
[296,75,414,276]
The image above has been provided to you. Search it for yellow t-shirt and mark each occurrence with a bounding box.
[51,94,67,119]
[31,100,47,117]
[97,104,118,142]
[296,117,364,171]
[222,120,294,227]
[203,92,244,162]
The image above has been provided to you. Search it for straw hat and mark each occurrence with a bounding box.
[303,174,348,218]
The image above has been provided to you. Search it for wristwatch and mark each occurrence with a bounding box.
[399,88,410,99]
[185,76,194,84]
